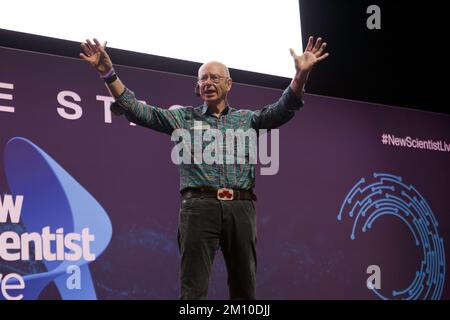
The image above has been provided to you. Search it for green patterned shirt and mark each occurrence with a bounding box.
[111,86,304,191]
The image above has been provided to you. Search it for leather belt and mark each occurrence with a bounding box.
[181,186,257,201]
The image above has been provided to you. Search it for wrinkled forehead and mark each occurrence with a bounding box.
[198,62,230,77]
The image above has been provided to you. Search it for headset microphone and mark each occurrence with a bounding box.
[195,83,201,96]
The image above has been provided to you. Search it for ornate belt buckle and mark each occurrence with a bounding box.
[217,188,234,201]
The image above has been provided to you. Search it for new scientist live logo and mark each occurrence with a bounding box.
[0,137,112,300]
[0,197,95,300]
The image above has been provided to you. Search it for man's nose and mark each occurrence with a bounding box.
[202,82,214,90]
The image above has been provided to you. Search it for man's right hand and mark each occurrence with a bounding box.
[80,38,125,99]
[80,38,113,76]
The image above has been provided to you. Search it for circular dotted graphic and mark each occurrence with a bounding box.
[338,173,445,300]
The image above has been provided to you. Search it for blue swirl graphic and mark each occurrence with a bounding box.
[337,173,445,300]
[2,137,112,299]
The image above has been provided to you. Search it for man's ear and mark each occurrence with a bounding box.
[227,78,233,92]
[195,83,200,96]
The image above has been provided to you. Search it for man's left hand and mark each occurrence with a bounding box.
[290,36,329,75]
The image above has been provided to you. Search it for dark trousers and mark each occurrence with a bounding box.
[178,198,257,300]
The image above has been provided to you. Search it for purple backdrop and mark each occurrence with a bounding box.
[1,46,449,299]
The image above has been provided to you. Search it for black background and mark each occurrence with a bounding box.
[299,0,446,114]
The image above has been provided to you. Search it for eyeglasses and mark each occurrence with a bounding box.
[198,74,228,84]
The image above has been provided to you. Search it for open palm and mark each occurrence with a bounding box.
[290,36,329,73]
[80,38,113,76]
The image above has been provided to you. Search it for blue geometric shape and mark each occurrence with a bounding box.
[338,173,445,300]
[2,137,112,299]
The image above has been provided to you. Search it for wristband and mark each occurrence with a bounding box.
[104,73,118,84]
[101,68,115,79]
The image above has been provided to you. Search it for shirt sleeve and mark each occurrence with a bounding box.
[110,87,184,135]
[251,86,304,130]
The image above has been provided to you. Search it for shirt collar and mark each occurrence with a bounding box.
[201,102,231,117]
